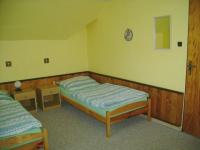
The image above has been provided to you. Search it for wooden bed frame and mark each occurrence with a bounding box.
[0,128,48,150]
[61,95,151,137]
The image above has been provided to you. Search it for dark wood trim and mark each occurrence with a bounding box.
[88,71,184,94]
[0,70,184,126]
[0,70,183,95]
[0,71,89,94]
[0,71,89,85]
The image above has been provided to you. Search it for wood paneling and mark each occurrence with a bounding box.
[0,72,89,94]
[0,71,184,126]
[89,72,184,126]
[183,0,200,137]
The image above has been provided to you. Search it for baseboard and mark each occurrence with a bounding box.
[140,115,182,131]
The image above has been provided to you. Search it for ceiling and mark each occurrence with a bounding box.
[0,0,111,40]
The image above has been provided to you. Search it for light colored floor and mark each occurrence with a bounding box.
[34,101,200,150]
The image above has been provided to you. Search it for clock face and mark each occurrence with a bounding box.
[124,28,133,41]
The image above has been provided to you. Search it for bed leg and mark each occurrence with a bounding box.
[106,111,111,138]
[43,128,49,150]
[147,98,151,121]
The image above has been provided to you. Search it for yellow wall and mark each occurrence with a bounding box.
[155,16,170,49]
[0,0,189,92]
[87,0,189,92]
[0,0,108,40]
[0,0,109,83]
[0,30,88,83]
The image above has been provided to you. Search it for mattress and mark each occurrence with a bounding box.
[0,101,42,138]
[60,83,148,117]
[0,92,43,150]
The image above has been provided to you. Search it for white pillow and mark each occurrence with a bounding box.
[0,100,12,105]
[59,76,99,90]
[0,92,13,101]
[0,91,7,95]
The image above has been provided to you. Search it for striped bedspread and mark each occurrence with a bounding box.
[0,101,42,138]
[71,83,148,110]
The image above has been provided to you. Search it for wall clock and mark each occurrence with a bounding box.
[124,28,133,41]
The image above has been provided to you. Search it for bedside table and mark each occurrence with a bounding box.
[37,85,61,111]
[14,89,37,113]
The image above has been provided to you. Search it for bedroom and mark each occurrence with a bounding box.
[0,0,200,149]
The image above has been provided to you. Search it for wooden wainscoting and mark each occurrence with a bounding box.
[0,71,184,126]
[89,72,184,126]
[0,72,89,94]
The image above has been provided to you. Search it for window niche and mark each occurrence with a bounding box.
[154,16,171,49]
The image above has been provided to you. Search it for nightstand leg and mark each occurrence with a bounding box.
[35,98,38,112]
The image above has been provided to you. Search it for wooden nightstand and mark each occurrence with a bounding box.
[14,89,37,113]
[37,85,61,111]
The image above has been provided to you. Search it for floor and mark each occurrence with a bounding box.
[34,101,200,150]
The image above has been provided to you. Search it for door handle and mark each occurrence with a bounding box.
[187,61,196,75]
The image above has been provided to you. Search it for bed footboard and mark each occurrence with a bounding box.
[106,98,151,137]
[0,128,48,150]
[61,94,151,138]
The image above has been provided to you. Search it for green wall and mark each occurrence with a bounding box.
[87,0,189,92]
[0,30,88,83]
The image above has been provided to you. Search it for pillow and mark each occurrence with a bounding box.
[60,76,93,87]
[0,90,8,95]
[59,76,99,91]
[0,100,13,105]
[0,95,13,101]
[0,91,13,101]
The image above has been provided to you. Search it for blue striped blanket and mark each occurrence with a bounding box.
[0,101,42,138]
[70,83,148,110]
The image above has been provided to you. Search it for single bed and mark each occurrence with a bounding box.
[59,76,151,137]
[0,91,48,150]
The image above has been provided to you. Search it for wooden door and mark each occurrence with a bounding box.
[183,0,200,137]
